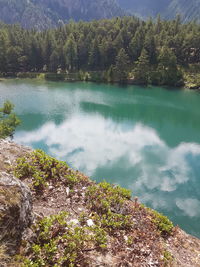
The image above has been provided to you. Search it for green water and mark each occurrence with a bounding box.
[0,79,200,238]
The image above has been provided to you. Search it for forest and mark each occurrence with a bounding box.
[0,16,200,86]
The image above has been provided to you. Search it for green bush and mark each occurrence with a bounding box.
[15,150,72,192]
[21,212,107,267]
[163,250,173,266]
[86,181,133,231]
[151,210,174,236]
[0,101,20,139]
[86,181,131,213]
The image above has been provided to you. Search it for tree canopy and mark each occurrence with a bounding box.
[0,16,200,85]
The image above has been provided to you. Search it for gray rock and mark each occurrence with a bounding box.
[0,172,33,255]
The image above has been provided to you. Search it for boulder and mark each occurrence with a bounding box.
[0,172,32,256]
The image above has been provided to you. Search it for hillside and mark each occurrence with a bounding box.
[0,139,200,266]
[0,0,124,30]
[117,0,200,22]
[1,0,200,30]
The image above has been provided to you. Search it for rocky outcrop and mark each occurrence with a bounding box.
[0,172,32,267]
[0,172,32,240]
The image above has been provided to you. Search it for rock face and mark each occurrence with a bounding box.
[0,0,124,30]
[117,0,200,23]
[0,172,32,257]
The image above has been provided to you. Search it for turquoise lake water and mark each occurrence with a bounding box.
[0,79,200,237]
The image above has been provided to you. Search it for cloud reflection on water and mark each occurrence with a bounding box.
[15,114,200,218]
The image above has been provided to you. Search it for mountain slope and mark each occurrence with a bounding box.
[0,0,124,30]
[117,0,170,18]
[1,0,200,30]
[165,0,200,22]
[117,0,200,22]
[0,0,56,30]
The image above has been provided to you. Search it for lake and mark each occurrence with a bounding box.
[0,79,200,238]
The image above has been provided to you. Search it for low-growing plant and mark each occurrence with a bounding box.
[95,211,133,231]
[86,181,131,214]
[64,174,78,188]
[14,157,36,179]
[14,150,76,193]
[21,212,107,267]
[86,181,133,232]
[163,250,173,266]
[150,210,174,236]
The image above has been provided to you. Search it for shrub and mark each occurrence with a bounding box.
[150,210,174,236]
[0,101,20,139]
[86,181,131,214]
[15,150,72,192]
[21,212,107,266]
[86,181,133,231]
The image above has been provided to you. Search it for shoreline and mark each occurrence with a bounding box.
[1,71,200,90]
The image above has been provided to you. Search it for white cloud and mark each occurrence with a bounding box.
[176,198,200,217]
[15,114,200,220]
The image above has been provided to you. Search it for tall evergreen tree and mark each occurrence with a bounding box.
[157,46,182,85]
[0,31,8,72]
[88,38,101,70]
[114,48,130,82]
[134,49,150,84]
[64,34,78,71]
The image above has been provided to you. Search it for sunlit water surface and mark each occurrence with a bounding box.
[0,79,200,237]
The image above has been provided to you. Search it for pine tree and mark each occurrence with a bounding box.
[134,49,150,84]
[144,29,157,64]
[114,48,130,82]
[0,31,9,72]
[107,64,115,83]
[0,101,21,139]
[157,46,182,85]
[50,50,60,72]
[129,27,144,61]
[88,38,101,70]
[6,46,22,73]
[64,34,78,71]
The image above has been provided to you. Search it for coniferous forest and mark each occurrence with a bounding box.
[0,16,200,87]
